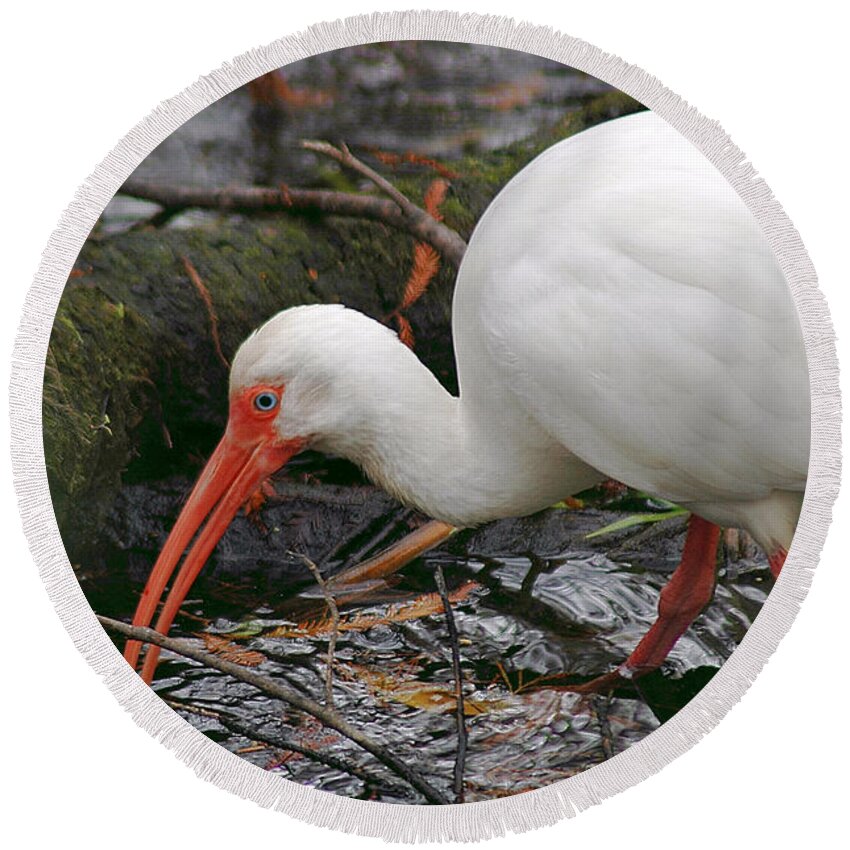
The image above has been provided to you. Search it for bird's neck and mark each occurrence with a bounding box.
[308,340,601,526]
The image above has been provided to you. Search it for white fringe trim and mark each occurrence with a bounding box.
[8,9,840,842]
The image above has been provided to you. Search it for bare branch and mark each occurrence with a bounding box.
[302,140,467,269]
[434,566,468,803]
[98,614,449,804]
[302,139,414,213]
[118,179,467,268]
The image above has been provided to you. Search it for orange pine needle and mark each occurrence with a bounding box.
[401,243,441,310]
[422,178,449,220]
[395,314,415,349]
[403,152,459,180]
[390,178,452,349]
[363,147,458,179]
[200,634,267,667]
[271,580,478,639]
[181,256,229,369]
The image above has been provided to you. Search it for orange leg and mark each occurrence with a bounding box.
[573,515,721,693]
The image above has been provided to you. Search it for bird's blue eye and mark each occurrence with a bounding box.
[253,391,278,412]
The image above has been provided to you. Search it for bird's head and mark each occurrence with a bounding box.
[126,303,402,681]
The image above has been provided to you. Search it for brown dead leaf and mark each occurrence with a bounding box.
[236,743,270,754]
[347,664,505,716]
[69,264,92,279]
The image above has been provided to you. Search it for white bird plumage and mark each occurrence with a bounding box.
[128,110,809,684]
[233,112,808,554]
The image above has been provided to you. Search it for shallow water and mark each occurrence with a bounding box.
[87,472,771,803]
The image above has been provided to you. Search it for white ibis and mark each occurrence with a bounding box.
[124,111,809,688]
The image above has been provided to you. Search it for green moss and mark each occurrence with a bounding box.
[44,285,155,555]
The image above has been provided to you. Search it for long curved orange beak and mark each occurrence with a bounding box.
[123,385,303,683]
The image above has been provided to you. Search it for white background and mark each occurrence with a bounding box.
[2,2,847,847]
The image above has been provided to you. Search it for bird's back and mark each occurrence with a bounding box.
[452,111,809,513]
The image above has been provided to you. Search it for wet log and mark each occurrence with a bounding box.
[44,92,643,563]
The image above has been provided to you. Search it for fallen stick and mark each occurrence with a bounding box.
[119,179,467,269]
[98,614,449,804]
[168,697,409,795]
[301,140,416,216]
[303,141,466,318]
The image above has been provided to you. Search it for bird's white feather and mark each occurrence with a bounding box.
[454,112,808,544]
[231,112,808,550]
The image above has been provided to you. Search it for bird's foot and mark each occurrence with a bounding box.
[569,516,723,705]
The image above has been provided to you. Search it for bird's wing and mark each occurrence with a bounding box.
[454,112,809,503]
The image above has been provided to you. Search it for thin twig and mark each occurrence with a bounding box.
[99,615,449,804]
[434,566,468,803]
[290,552,339,709]
[301,141,466,266]
[302,140,414,212]
[119,179,467,269]
[592,694,615,760]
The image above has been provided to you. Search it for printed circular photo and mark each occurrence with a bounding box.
[42,38,809,809]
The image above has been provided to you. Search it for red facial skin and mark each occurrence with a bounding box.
[123,385,304,683]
